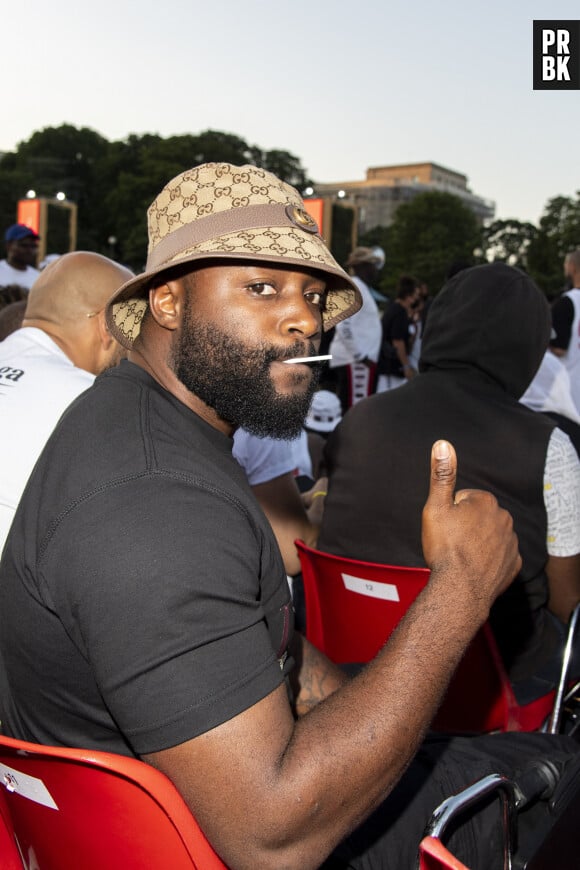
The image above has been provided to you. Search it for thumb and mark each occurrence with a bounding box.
[426,440,457,509]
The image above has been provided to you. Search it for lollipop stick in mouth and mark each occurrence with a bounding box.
[283,355,332,365]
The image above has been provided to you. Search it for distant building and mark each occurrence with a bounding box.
[312,162,495,235]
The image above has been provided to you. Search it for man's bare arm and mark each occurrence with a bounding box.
[546,553,580,623]
[289,632,349,716]
[144,441,521,870]
[392,337,416,377]
[252,472,320,576]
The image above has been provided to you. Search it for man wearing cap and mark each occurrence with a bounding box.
[0,165,577,870]
[0,224,41,290]
[328,246,383,411]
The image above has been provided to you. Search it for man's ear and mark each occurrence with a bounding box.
[95,309,115,349]
[148,279,183,334]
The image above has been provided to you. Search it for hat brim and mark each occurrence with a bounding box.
[106,226,362,350]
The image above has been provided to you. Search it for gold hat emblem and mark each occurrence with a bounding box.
[285,205,319,234]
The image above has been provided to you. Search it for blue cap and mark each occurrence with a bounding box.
[5,223,40,243]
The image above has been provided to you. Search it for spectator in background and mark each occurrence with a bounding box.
[328,246,382,411]
[0,251,133,549]
[0,284,28,311]
[304,388,343,480]
[376,275,420,391]
[521,350,580,458]
[0,224,41,291]
[550,249,580,414]
[320,263,580,703]
[0,300,26,341]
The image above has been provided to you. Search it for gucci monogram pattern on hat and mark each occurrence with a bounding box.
[106,163,362,349]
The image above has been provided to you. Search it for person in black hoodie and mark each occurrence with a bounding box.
[320,262,580,702]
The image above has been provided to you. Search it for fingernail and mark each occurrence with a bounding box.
[434,440,450,459]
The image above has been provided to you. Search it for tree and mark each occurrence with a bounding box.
[527,193,580,297]
[0,125,110,252]
[481,219,538,270]
[364,191,482,296]
[0,126,311,270]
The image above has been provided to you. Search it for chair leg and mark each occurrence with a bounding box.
[424,773,518,870]
[548,603,580,734]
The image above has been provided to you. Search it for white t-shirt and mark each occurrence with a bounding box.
[0,327,94,551]
[521,350,580,424]
[0,260,40,290]
[232,429,312,485]
[560,288,580,415]
[544,426,580,556]
[329,275,382,367]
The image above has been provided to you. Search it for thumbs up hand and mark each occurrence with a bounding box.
[421,441,521,622]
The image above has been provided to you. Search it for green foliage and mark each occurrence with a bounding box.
[0,124,311,270]
[527,193,580,297]
[481,219,538,270]
[362,191,482,296]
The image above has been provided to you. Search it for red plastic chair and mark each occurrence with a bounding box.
[0,786,23,869]
[0,734,228,870]
[418,772,518,870]
[418,836,471,870]
[295,540,557,733]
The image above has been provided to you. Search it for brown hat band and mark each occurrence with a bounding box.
[147,202,320,271]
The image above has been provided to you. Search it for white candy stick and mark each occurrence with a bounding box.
[283,355,332,365]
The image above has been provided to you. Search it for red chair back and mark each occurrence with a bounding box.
[297,539,430,663]
[296,541,555,733]
[0,734,228,870]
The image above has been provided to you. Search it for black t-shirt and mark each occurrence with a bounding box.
[0,361,292,756]
[551,295,574,350]
[378,302,411,376]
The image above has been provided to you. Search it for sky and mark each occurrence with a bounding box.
[3,0,579,226]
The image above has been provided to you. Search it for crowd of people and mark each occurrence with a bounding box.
[0,164,579,869]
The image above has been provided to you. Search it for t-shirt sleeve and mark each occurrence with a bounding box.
[551,296,574,350]
[233,429,297,485]
[42,474,289,754]
[544,427,580,556]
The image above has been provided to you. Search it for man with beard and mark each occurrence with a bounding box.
[0,164,577,870]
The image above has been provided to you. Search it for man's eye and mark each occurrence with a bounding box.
[306,291,325,307]
[248,282,276,296]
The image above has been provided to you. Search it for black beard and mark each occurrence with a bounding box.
[171,307,321,439]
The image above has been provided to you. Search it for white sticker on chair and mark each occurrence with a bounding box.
[341,573,400,601]
[0,763,58,810]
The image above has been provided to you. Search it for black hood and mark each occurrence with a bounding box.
[420,263,551,398]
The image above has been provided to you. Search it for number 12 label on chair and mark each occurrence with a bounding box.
[341,573,400,602]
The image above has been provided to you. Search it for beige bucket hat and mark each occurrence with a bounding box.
[106,163,362,349]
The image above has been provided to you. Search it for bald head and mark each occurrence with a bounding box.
[25,252,133,323]
[22,252,134,375]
